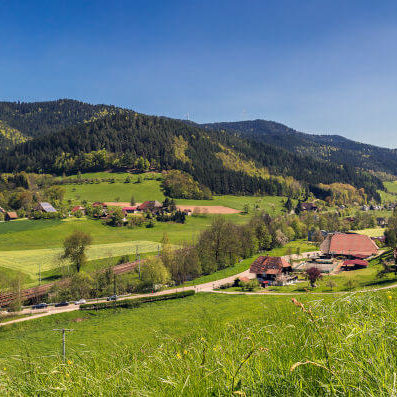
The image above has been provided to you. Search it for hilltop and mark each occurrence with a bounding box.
[0,100,385,200]
[201,119,397,177]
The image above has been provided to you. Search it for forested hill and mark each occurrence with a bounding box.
[0,99,118,149]
[0,107,383,200]
[201,120,397,177]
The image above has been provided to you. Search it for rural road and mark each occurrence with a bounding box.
[1,250,393,327]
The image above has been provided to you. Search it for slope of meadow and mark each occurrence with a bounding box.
[0,292,396,395]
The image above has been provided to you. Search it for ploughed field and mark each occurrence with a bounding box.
[1,292,397,395]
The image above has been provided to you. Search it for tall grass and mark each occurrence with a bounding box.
[1,292,397,395]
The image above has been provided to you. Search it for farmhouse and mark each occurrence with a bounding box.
[249,256,296,286]
[5,211,18,221]
[139,201,162,212]
[320,233,378,259]
[35,202,57,213]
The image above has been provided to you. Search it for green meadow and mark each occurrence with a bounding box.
[0,240,161,278]
[61,171,288,213]
[1,291,397,395]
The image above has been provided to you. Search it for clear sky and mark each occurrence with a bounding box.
[1,0,396,147]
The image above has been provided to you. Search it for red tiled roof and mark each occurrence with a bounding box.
[122,206,138,211]
[320,233,378,258]
[6,211,18,219]
[342,259,369,268]
[249,256,291,275]
[239,277,250,283]
[71,206,84,212]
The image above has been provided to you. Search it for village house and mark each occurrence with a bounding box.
[249,256,296,286]
[71,205,85,215]
[35,202,57,213]
[320,233,378,259]
[376,217,388,227]
[138,200,162,213]
[341,259,369,271]
[122,206,139,215]
[5,211,18,221]
[300,202,318,212]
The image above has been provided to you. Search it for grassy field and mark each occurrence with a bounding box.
[354,227,385,237]
[384,181,397,193]
[0,215,248,252]
[1,291,397,395]
[61,171,288,213]
[0,240,162,278]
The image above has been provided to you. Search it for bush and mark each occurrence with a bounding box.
[80,290,195,310]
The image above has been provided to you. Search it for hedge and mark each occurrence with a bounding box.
[80,290,195,311]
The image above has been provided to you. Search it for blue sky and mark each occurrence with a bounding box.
[1,0,396,147]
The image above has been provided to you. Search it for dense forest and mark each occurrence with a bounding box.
[201,120,397,177]
[0,100,385,200]
[0,99,118,149]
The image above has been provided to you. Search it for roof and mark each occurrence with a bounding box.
[71,206,84,212]
[342,259,369,268]
[250,256,291,275]
[320,233,378,258]
[122,206,138,211]
[6,211,18,219]
[38,202,57,213]
[139,201,162,210]
[0,207,5,213]
[239,277,250,283]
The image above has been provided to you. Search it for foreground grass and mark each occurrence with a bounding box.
[1,292,397,395]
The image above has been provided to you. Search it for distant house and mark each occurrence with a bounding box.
[249,256,294,286]
[376,217,388,227]
[35,202,57,213]
[138,201,162,212]
[300,202,318,212]
[0,207,5,214]
[5,211,18,221]
[320,233,378,259]
[71,205,85,215]
[93,202,105,207]
[122,206,138,214]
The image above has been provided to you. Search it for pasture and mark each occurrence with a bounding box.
[60,171,288,213]
[1,291,397,395]
[0,240,161,279]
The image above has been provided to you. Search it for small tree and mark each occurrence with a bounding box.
[306,267,322,288]
[140,258,170,291]
[62,231,92,273]
[326,278,337,291]
[130,195,136,206]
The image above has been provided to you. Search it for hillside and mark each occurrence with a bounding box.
[0,99,118,149]
[0,103,383,199]
[201,120,397,177]
[1,292,397,395]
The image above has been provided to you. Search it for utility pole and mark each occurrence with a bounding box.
[53,328,73,362]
